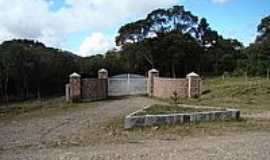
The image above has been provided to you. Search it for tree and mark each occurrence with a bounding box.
[256,15,270,43]
[115,5,198,46]
[240,15,270,75]
[0,39,79,102]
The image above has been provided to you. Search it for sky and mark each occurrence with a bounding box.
[0,0,269,57]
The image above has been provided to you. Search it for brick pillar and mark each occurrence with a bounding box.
[98,68,109,98]
[69,72,81,102]
[98,68,108,79]
[147,69,159,97]
[186,72,201,98]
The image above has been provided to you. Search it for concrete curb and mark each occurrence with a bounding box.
[124,104,240,129]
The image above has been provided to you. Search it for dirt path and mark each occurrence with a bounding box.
[0,96,157,152]
[1,96,270,160]
[1,132,270,160]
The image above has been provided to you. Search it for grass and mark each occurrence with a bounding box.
[160,76,270,114]
[0,97,96,119]
[78,117,270,145]
[135,104,225,116]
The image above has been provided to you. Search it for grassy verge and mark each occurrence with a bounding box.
[0,97,96,119]
[159,77,270,114]
[78,117,270,145]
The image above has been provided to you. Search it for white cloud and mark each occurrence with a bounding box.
[79,33,114,57]
[212,0,230,5]
[0,0,178,56]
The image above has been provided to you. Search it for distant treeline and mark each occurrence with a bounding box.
[0,5,269,103]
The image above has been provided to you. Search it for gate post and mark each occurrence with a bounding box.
[186,72,201,98]
[147,69,159,97]
[98,68,109,97]
[69,72,81,102]
[98,68,108,79]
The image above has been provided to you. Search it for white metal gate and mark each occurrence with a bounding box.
[108,73,147,96]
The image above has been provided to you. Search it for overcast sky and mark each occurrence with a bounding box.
[0,0,269,57]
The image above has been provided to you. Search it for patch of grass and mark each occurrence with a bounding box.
[158,77,270,114]
[0,97,96,120]
[78,77,270,145]
[135,104,225,116]
[79,117,270,145]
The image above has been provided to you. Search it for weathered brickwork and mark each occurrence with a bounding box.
[81,79,107,101]
[153,78,188,98]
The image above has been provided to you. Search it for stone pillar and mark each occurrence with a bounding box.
[186,72,201,98]
[98,68,108,79]
[147,69,159,97]
[69,72,81,102]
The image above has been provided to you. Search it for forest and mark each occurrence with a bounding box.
[0,5,269,103]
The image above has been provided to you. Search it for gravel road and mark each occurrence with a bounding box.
[1,96,270,160]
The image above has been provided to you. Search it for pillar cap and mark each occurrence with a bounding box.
[98,68,108,73]
[69,72,81,78]
[186,72,199,77]
[148,69,159,73]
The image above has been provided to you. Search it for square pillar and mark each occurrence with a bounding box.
[98,68,109,98]
[147,69,159,97]
[186,72,201,98]
[69,72,81,102]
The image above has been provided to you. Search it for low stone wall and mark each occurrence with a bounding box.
[124,105,240,129]
[153,77,188,98]
[81,79,107,101]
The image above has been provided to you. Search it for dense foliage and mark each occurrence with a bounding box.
[0,5,269,103]
[114,5,243,77]
[0,40,80,102]
[238,15,270,75]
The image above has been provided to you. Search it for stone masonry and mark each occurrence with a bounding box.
[124,105,240,129]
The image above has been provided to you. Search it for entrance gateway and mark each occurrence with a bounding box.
[108,73,147,96]
[67,68,201,102]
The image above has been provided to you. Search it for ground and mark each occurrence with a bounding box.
[1,77,270,159]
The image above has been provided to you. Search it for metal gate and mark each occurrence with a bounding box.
[108,73,147,96]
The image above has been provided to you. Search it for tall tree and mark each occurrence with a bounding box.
[115,5,198,46]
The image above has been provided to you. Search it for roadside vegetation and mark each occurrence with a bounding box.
[182,76,270,113]
[0,97,97,119]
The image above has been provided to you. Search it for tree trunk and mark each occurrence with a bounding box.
[37,87,41,100]
[171,63,176,78]
[4,74,9,105]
